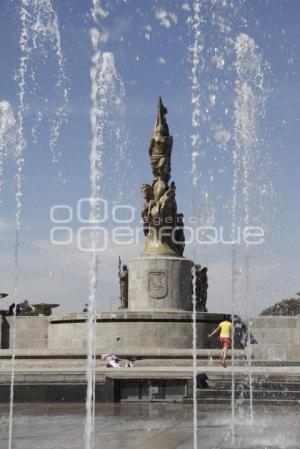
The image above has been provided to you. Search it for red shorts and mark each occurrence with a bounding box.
[220,337,231,349]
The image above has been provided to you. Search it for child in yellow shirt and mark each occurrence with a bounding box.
[208,315,232,368]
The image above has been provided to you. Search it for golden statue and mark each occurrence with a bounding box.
[141,97,185,257]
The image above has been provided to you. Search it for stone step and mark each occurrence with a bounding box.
[196,389,300,400]
[10,357,244,365]
[184,397,300,405]
[133,358,249,367]
[0,354,250,369]
[184,371,300,405]
[201,381,300,391]
[0,348,249,358]
[0,361,97,369]
[2,356,300,368]
[0,359,89,365]
[202,373,300,383]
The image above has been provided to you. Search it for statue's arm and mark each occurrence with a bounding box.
[148,138,154,156]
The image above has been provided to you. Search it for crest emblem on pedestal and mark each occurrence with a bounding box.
[148,271,168,299]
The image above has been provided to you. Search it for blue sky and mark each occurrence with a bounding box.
[0,0,299,314]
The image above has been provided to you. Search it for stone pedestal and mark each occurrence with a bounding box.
[48,311,225,352]
[128,256,193,311]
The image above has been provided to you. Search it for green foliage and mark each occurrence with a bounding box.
[260,298,300,316]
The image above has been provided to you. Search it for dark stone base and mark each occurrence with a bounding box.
[0,380,115,403]
[49,311,226,353]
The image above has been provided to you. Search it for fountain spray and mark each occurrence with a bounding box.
[0,102,17,205]
[189,1,204,446]
[233,32,268,424]
[8,4,29,447]
[8,2,69,447]
[85,16,103,447]
[86,1,127,446]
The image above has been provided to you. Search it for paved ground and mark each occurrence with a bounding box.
[0,365,299,448]
[0,402,299,449]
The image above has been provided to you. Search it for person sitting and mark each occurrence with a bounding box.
[196,372,209,389]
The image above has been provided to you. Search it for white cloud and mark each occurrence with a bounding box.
[144,24,152,40]
[110,16,133,42]
[0,100,17,156]
[0,231,297,318]
[0,218,14,236]
[0,235,143,313]
[209,94,216,107]
[211,54,225,70]
[182,3,190,12]
[156,57,166,65]
[214,129,231,144]
[0,101,16,135]
[154,9,177,28]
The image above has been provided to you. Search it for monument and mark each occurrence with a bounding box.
[0,97,260,410]
[128,97,193,311]
[47,98,225,354]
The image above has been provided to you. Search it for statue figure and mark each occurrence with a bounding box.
[194,265,208,312]
[158,181,176,217]
[1,315,9,349]
[119,265,129,309]
[141,183,154,236]
[148,96,173,181]
[154,96,169,136]
[141,97,184,257]
[200,267,208,311]
[195,265,202,310]
[174,213,185,257]
[152,177,168,202]
[19,300,34,316]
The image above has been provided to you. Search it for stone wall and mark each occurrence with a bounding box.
[0,316,48,350]
[48,311,224,353]
[250,316,300,361]
[2,313,300,362]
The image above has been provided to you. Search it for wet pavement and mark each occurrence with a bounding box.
[0,403,299,449]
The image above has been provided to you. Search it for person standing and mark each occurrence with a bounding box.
[16,304,21,316]
[8,303,15,316]
[208,315,232,368]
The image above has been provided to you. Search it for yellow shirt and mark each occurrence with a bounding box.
[219,321,232,338]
